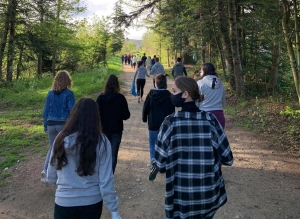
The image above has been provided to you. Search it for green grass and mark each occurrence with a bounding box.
[0,56,123,185]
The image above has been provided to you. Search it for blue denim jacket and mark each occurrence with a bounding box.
[43,89,75,131]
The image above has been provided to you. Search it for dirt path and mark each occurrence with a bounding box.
[0,64,300,219]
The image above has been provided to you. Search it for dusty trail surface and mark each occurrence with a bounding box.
[0,65,299,219]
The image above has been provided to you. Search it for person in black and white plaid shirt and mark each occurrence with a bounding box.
[151,76,233,219]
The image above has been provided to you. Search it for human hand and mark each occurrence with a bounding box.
[111,211,121,219]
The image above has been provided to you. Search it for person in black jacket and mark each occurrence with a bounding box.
[142,74,175,178]
[96,74,131,174]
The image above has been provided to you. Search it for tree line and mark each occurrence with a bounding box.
[0,0,125,82]
[117,0,300,104]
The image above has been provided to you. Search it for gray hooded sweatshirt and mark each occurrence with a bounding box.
[150,62,165,77]
[197,75,225,111]
[47,133,119,212]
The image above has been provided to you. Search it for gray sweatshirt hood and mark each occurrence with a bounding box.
[202,75,222,89]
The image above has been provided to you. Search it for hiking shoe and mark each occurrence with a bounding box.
[149,162,159,181]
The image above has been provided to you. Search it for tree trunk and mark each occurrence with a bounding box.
[6,0,17,82]
[37,0,44,76]
[0,3,11,80]
[16,44,24,80]
[282,0,300,104]
[217,0,234,88]
[228,0,244,96]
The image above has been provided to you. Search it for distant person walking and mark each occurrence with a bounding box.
[142,53,147,66]
[150,57,165,88]
[150,76,233,219]
[132,55,137,69]
[133,61,150,103]
[142,74,174,173]
[151,55,156,70]
[47,98,121,219]
[172,57,187,79]
[42,70,75,182]
[146,56,152,72]
[96,75,131,173]
[197,63,226,129]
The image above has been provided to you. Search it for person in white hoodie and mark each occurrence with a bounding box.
[150,57,165,88]
[197,63,226,128]
[47,98,121,219]
[133,61,150,103]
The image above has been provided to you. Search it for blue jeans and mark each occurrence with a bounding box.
[149,130,159,163]
[43,124,64,173]
[105,133,122,174]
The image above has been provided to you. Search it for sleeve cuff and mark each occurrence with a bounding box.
[111,211,121,219]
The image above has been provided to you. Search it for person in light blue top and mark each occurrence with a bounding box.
[47,98,121,219]
[133,61,150,103]
[42,70,75,181]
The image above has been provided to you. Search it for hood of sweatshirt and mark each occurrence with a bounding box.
[202,75,222,89]
[98,92,117,103]
[149,89,171,105]
[153,62,163,69]
[63,132,78,155]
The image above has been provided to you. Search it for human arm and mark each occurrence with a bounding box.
[221,85,226,108]
[154,117,172,174]
[42,91,51,132]
[183,66,187,76]
[171,67,174,78]
[142,93,150,122]
[133,69,138,82]
[98,137,120,218]
[211,117,233,166]
[67,90,75,114]
[46,141,58,185]
[121,95,130,120]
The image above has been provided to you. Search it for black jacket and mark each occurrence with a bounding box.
[142,89,175,131]
[96,92,130,134]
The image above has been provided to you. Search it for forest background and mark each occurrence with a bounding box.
[0,0,300,184]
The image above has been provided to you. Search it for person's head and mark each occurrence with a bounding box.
[153,55,156,58]
[200,63,218,78]
[177,57,182,63]
[171,76,202,107]
[155,57,159,62]
[103,74,120,94]
[51,98,102,176]
[144,53,146,56]
[52,70,72,91]
[155,74,167,89]
[137,61,143,68]
[148,56,151,59]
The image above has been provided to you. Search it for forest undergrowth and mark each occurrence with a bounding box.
[225,95,300,154]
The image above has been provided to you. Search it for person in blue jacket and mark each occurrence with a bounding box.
[42,70,75,181]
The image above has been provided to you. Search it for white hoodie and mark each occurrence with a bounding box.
[197,75,225,111]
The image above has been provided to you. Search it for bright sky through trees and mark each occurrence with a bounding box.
[79,0,146,40]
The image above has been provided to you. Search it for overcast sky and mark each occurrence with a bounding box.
[78,0,146,40]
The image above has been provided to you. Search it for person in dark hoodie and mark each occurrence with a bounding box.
[142,74,175,179]
[96,75,130,174]
[42,70,75,182]
[197,63,226,129]
[172,57,187,79]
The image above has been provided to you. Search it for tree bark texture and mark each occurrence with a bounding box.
[282,0,300,104]
[228,0,244,96]
[217,0,234,88]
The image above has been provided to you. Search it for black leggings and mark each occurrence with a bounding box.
[54,201,103,219]
[136,79,146,98]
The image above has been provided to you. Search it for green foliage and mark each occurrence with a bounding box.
[280,106,300,119]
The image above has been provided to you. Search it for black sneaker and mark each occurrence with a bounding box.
[149,162,159,181]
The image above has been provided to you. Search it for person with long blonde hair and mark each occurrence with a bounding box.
[42,70,75,181]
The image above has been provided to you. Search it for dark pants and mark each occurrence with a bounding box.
[207,110,225,129]
[136,79,146,98]
[105,133,122,174]
[54,201,103,219]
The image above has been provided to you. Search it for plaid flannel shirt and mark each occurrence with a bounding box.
[155,110,233,219]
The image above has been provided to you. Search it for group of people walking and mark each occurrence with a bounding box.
[42,59,232,219]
